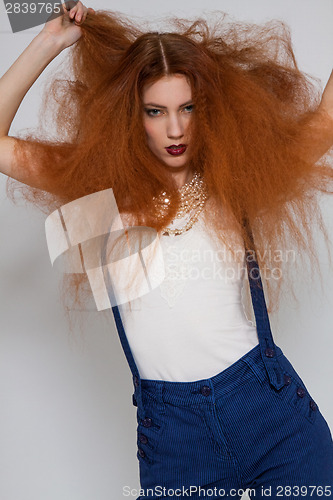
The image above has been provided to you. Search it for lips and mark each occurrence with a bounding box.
[165,144,187,156]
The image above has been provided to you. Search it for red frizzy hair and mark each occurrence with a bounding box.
[7,10,333,322]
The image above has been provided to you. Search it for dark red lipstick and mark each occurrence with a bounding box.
[165,144,187,156]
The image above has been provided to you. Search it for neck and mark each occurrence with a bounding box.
[172,168,194,188]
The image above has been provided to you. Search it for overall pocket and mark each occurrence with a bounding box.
[264,354,319,425]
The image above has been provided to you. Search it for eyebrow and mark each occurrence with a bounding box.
[143,100,193,109]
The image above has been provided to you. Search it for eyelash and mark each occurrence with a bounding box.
[144,105,194,117]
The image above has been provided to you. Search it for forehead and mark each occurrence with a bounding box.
[142,74,192,104]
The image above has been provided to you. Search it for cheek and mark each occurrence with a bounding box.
[143,121,161,146]
[184,115,193,134]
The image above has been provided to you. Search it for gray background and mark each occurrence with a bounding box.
[0,1,332,499]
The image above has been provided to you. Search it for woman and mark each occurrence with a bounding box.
[1,2,333,498]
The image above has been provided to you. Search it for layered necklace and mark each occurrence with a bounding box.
[152,171,209,236]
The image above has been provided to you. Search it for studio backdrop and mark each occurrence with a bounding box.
[0,1,332,499]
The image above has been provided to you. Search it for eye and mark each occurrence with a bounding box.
[183,104,194,113]
[144,108,162,117]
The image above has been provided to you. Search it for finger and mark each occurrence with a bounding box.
[81,7,94,22]
[77,3,91,23]
[68,1,82,19]
[75,11,84,24]
[69,7,77,19]
[72,2,86,22]
[60,2,69,14]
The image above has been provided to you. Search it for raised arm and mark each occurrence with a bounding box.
[319,70,333,116]
[0,1,94,191]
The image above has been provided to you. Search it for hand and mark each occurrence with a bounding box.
[40,1,95,50]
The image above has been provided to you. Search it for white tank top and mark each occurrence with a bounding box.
[114,208,259,382]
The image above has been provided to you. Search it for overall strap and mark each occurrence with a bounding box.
[101,232,143,408]
[243,219,285,390]
[111,303,141,383]
[111,303,143,407]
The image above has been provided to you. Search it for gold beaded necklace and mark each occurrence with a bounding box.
[153,171,209,236]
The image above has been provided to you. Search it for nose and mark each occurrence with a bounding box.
[166,114,184,140]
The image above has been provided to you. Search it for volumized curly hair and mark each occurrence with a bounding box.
[7,10,333,320]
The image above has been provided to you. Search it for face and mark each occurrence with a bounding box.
[142,74,194,169]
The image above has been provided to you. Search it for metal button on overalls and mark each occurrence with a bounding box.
[201,385,211,396]
[310,400,317,411]
[296,386,306,398]
[265,348,275,358]
[142,417,152,428]
[139,433,148,444]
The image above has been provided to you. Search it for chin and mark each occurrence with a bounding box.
[162,155,189,168]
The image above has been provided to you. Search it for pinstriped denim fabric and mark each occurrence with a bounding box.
[132,343,333,499]
[110,254,333,499]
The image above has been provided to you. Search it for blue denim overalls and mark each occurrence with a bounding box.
[110,246,333,499]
